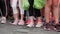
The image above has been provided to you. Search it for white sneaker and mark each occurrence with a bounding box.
[18,20,24,25]
[1,17,6,24]
[36,22,43,27]
[27,22,34,27]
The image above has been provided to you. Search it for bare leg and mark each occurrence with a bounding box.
[44,0,52,30]
[45,0,52,23]
[53,0,59,24]
[11,0,19,25]
[18,0,24,25]
[59,0,60,18]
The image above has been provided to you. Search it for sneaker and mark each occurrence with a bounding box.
[43,23,51,31]
[26,20,34,27]
[11,20,18,25]
[1,17,6,24]
[36,20,43,27]
[18,20,24,25]
[36,23,43,27]
[54,24,60,32]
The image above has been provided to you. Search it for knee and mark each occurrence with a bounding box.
[46,3,52,7]
[53,2,58,7]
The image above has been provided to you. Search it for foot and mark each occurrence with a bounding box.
[43,23,51,31]
[18,20,24,25]
[54,24,60,32]
[36,23,43,28]
[26,20,34,27]
[11,20,18,25]
[36,20,43,27]
[1,17,6,24]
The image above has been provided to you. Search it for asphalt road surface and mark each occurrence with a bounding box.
[0,22,60,34]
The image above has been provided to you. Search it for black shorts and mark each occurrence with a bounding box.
[28,0,41,17]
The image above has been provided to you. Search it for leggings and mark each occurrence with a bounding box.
[0,0,6,16]
[28,0,41,17]
[11,0,24,14]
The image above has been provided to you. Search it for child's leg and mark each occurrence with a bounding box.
[0,1,6,17]
[53,0,60,32]
[26,0,34,27]
[0,0,6,23]
[18,0,24,25]
[34,9,42,27]
[28,0,34,21]
[44,0,52,30]
[19,0,24,20]
[53,0,59,24]
[11,0,19,25]
[59,0,60,19]
[45,0,52,23]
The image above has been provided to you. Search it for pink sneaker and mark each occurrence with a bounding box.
[26,20,34,27]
